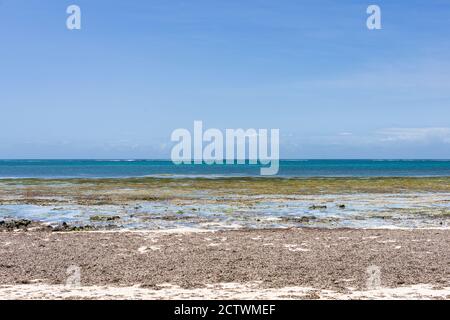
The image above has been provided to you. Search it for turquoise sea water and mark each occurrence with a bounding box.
[1,159,450,178]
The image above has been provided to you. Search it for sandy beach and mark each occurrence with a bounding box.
[0,227,448,299]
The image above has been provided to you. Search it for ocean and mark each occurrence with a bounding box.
[1,159,450,178]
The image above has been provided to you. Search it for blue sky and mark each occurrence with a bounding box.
[1,0,450,158]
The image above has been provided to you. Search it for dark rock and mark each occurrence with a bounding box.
[281,216,317,223]
[309,205,327,210]
[52,222,97,232]
[52,222,70,231]
[0,219,32,231]
[89,215,121,222]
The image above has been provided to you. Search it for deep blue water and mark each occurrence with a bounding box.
[1,159,450,178]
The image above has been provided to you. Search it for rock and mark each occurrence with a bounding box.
[0,219,97,233]
[282,216,317,223]
[52,222,70,231]
[69,225,96,231]
[309,205,327,210]
[0,219,32,231]
[89,215,121,222]
[52,222,97,232]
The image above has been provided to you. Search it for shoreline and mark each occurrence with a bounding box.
[1,227,448,299]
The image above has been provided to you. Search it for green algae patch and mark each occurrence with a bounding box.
[2,177,450,206]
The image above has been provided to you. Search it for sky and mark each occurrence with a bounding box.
[1,0,450,159]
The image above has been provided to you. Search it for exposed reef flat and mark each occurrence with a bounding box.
[1,177,449,229]
[3,177,450,206]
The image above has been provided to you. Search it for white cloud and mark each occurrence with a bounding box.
[377,128,450,143]
[282,127,450,149]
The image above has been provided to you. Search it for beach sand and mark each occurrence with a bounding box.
[0,228,448,299]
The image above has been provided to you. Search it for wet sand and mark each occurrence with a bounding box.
[0,228,448,299]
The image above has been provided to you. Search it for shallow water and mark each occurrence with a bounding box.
[1,192,448,230]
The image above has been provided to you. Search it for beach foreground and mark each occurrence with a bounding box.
[0,228,448,299]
